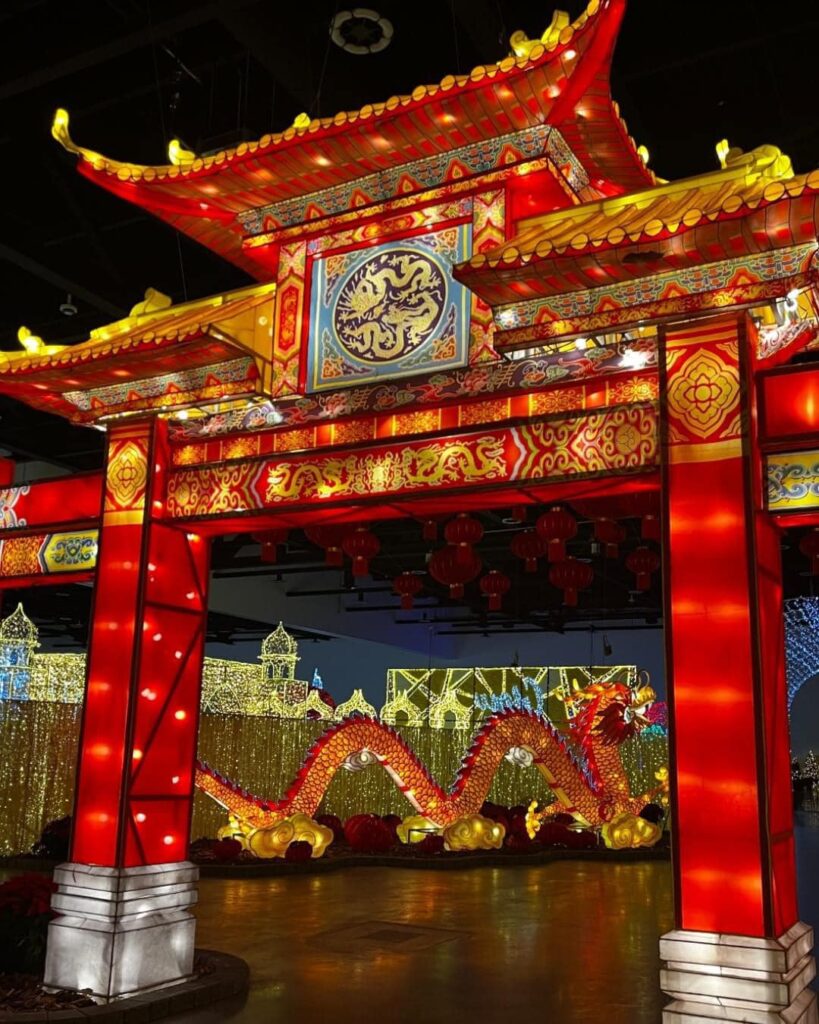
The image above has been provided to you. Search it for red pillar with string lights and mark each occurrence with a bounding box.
[44,418,210,1001]
[658,314,813,1022]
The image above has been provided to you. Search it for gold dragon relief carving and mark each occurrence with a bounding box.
[334,248,448,364]
[264,434,508,504]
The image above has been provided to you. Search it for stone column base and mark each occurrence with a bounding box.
[44,861,199,1003]
[661,922,817,1023]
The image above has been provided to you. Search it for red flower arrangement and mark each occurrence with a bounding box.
[211,838,243,863]
[0,873,58,974]
[0,873,56,918]
[285,840,313,863]
[417,834,445,855]
[316,814,345,843]
[344,814,395,853]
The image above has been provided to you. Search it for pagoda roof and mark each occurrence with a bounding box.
[0,283,275,422]
[455,144,819,305]
[52,0,653,278]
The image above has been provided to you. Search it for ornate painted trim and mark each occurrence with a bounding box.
[170,374,659,468]
[493,245,817,346]
[62,356,258,417]
[239,126,587,236]
[0,529,98,579]
[165,404,658,519]
[171,342,656,442]
[767,451,819,511]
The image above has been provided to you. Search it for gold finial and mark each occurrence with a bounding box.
[17,326,64,357]
[51,107,110,168]
[637,145,650,166]
[510,10,570,58]
[716,139,793,180]
[292,112,311,130]
[129,287,173,317]
[168,138,196,166]
[51,108,80,155]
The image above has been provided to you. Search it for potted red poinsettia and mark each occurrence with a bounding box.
[0,873,57,974]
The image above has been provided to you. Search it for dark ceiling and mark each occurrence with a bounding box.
[1,0,818,642]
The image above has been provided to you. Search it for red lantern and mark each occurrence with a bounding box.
[393,572,423,610]
[304,525,344,567]
[625,546,661,590]
[510,530,546,573]
[799,530,819,574]
[480,570,511,611]
[549,557,594,606]
[535,506,577,561]
[342,526,380,578]
[252,528,289,564]
[594,519,626,559]
[420,517,443,542]
[642,513,661,542]
[429,545,482,599]
[444,513,484,564]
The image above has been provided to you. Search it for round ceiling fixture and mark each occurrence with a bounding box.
[330,8,393,55]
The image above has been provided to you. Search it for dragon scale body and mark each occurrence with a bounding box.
[196,686,648,829]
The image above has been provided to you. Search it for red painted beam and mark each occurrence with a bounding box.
[759,362,819,450]
[1,472,103,533]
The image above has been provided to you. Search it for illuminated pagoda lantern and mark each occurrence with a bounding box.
[0,0,817,1018]
[0,602,40,701]
[259,622,309,706]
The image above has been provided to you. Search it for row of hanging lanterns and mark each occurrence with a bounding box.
[255,507,660,611]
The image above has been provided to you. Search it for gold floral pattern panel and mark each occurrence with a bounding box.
[662,317,743,464]
[103,431,149,515]
[165,405,658,519]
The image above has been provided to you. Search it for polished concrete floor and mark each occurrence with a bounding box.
[184,859,674,1024]
[172,808,818,1024]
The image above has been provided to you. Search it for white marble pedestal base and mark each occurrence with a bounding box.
[661,922,817,1023]
[44,861,199,1003]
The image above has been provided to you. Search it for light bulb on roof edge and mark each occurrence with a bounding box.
[620,347,651,371]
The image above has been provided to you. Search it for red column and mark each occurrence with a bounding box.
[659,314,797,938]
[71,417,209,867]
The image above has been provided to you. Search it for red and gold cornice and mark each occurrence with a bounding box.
[165,403,658,522]
[170,373,658,469]
[50,0,652,277]
[456,153,819,307]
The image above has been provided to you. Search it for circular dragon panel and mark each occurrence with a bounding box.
[333,248,447,364]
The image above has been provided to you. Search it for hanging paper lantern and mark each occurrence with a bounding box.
[444,513,484,564]
[342,526,380,577]
[304,525,345,567]
[625,546,661,590]
[393,572,423,610]
[549,557,594,606]
[480,570,511,611]
[535,506,577,561]
[799,529,819,574]
[429,545,482,599]
[642,513,661,542]
[252,528,289,564]
[594,519,626,559]
[420,517,442,542]
[510,529,546,573]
